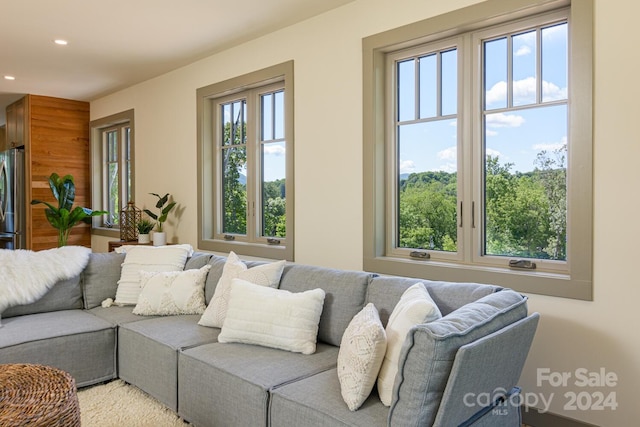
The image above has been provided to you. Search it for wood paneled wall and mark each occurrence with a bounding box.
[26,95,91,250]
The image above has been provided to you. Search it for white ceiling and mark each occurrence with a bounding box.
[0,0,355,125]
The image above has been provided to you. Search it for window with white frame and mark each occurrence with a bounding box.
[197,62,294,260]
[90,110,135,236]
[363,0,593,299]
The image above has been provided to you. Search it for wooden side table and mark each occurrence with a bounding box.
[108,240,152,252]
[0,363,81,426]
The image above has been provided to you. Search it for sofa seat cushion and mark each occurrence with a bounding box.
[270,368,388,427]
[388,289,528,427]
[117,315,220,411]
[178,341,339,427]
[89,305,158,326]
[0,310,116,387]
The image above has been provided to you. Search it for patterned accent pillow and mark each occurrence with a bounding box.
[377,282,442,406]
[337,303,387,411]
[218,278,325,355]
[198,251,285,328]
[132,265,211,316]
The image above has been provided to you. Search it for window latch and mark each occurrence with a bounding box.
[509,259,536,270]
[223,234,236,241]
[409,251,430,260]
[267,238,281,245]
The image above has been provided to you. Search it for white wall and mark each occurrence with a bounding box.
[91,0,640,424]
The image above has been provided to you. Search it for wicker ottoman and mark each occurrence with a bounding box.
[0,363,81,426]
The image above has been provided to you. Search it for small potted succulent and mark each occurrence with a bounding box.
[143,192,177,246]
[136,218,155,244]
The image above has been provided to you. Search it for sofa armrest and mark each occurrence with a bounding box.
[433,313,540,427]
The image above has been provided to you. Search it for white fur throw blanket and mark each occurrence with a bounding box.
[0,246,92,322]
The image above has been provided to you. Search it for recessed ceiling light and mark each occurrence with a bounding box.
[54,39,68,45]
[4,75,15,80]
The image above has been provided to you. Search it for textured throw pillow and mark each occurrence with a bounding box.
[337,303,387,411]
[114,245,193,305]
[198,251,285,328]
[377,283,442,406]
[132,265,211,316]
[218,278,325,355]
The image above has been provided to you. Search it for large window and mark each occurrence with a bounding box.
[363,0,593,299]
[198,62,294,260]
[90,110,135,237]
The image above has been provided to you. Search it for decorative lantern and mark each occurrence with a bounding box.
[120,201,142,241]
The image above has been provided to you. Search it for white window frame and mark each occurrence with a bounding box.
[363,0,593,300]
[197,61,294,261]
[90,109,135,238]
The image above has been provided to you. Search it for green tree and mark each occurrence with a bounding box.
[222,120,247,235]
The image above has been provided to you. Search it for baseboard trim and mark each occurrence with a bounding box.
[522,407,599,427]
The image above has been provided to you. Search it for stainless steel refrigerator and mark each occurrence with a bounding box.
[0,147,26,249]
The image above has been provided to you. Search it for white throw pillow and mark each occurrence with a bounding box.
[218,278,325,355]
[114,245,193,305]
[132,265,211,316]
[337,303,387,411]
[198,251,285,328]
[377,283,442,406]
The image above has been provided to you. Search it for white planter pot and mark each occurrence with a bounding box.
[153,231,166,246]
[138,233,151,244]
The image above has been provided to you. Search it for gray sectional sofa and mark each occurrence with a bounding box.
[0,250,539,426]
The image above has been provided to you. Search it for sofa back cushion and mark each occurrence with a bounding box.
[387,289,528,427]
[2,276,83,318]
[277,264,373,347]
[366,276,501,325]
[82,252,126,309]
[203,255,228,304]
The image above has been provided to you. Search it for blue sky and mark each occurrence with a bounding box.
[399,22,568,175]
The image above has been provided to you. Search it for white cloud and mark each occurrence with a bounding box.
[542,80,567,101]
[263,145,286,156]
[486,148,501,157]
[486,112,525,128]
[486,129,498,137]
[399,160,416,174]
[437,162,457,173]
[533,136,567,152]
[438,146,457,161]
[486,78,567,106]
[515,45,532,56]
[485,81,507,106]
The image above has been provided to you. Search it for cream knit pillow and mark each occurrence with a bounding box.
[337,303,387,411]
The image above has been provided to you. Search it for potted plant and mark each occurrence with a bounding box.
[136,218,155,244]
[31,173,107,247]
[143,192,176,246]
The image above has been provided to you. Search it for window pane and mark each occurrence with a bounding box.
[484,104,567,260]
[484,37,507,110]
[542,22,568,102]
[419,54,437,119]
[274,91,284,140]
[441,49,457,116]
[397,59,415,122]
[125,127,132,201]
[512,30,537,106]
[107,162,119,225]
[262,141,286,238]
[222,146,247,235]
[106,130,119,224]
[262,93,273,141]
[222,101,246,146]
[397,119,458,251]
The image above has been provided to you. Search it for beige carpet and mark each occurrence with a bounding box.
[77,380,189,426]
